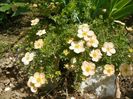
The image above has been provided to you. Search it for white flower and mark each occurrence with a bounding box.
[77,24,95,41]
[63,49,69,56]
[22,52,35,65]
[27,72,46,93]
[69,41,85,54]
[27,76,37,93]
[27,76,36,88]
[31,18,39,26]
[103,64,115,76]
[30,87,38,93]
[36,29,46,36]
[78,24,89,30]
[102,42,116,56]
[34,39,44,49]
[90,49,102,62]
[70,57,77,64]
[32,4,38,8]
[33,72,46,88]
[86,36,99,48]
[81,61,96,76]
[102,9,107,13]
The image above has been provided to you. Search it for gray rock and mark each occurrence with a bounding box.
[80,75,116,98]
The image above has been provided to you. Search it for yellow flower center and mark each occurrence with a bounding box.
[107,68,113,73]
[82,32,87,36]
[90,39,94,44]
[26,56,30,60]
[93,52,97,58]
[75,44,80,48]
[36,78,42,83]
[86,66,91,72]
[107,47,111,51]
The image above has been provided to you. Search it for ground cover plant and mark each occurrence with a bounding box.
[0,0,133,98]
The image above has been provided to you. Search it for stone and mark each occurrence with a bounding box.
[4,87,11,91]
[80,74,116,98]
[3,79,10,85]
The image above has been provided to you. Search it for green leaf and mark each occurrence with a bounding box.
[112,4,133,19]
[13,2,27,7]
[11,6,29,17]
[110,0,119,12]
[0,4,11,12]
[111,0,131,15]
[114,0,131,9]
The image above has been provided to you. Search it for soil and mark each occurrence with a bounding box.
[119,76,133,99]
[0,15,133,99]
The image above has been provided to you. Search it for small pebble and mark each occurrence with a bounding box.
[4,87,11,91]
[0,88,2,92]
[9,83,15,88]
[3,79,10,85]
[70,97,75,99]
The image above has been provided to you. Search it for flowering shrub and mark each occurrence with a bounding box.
[18,0,132,95]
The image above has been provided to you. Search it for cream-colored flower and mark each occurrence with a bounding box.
[22,52,35,65]
[30,87,38,93]
[32,4,38,8]
[77,24,95,41]
[27,76,36,87]
[34,39,44,49]
[89,49,102,62]
[27,72,46,93]
[102,42,116,56]
[103,64,115,76]
[70,57,77,64]
[78,24,89,30]
[86,36,99,48]
[63,49,69,56]
[81,61,96,76]
[36,29,46,36]
[69,41,85,54]
[27,76,37,93]
[31,18,39,26]
[33,72,46,87]
[119,64,133,76]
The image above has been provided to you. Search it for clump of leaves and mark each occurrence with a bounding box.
[91,0,133,20]
[19,0,132,93]
[0,1,29,23]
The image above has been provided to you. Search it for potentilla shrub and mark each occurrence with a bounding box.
[20,1,132,93]
[20,17,132,93]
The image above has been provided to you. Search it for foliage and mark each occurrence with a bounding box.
[91,0,133,20]
[17,0,132,94]
[0,1,29,23]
